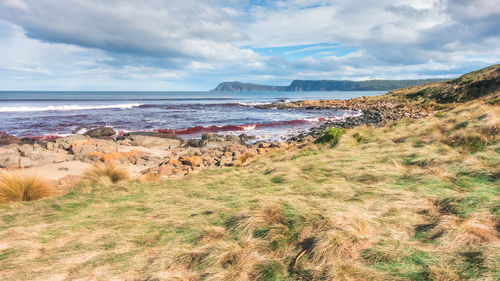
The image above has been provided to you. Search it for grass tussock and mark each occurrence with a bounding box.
[83,161,130,184]
[430,213,499,249]
[315,127,345,146]
[0,172,54,203]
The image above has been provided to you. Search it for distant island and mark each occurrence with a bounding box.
[213,78,448,92]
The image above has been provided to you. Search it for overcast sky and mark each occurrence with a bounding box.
[1,0,499,90]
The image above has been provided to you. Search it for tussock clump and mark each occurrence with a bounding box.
[315,128,345,147]
[0,173,55,203]
[448,132,489,153]
[352,132,367,144]
[310,229,366,264]
[430,213,499,248]
[428,263,461,281]
[199,227,227,244]
[84,161,130,184]
[208,239,273,280]
[236,203,288,234]
[293,217,373,280]
[175,250,210,270]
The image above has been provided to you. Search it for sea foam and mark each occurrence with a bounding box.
[0,103,143,112]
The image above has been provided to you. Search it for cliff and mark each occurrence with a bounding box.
[212,81,287,92]
[212,79,447,92]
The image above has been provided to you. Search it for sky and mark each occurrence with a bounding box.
[0,0,499,91]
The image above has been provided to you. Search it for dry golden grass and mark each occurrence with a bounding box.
[0,100,498,280]
[0,172,54,203]
[431,213,499,249]
[83,161,130,184]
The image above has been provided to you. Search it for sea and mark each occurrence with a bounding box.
[0,91,385,142]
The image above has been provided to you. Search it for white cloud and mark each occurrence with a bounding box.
[0,0,498,90]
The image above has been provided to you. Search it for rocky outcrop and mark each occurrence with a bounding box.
[126,133,182,149]
[0,135,21,146]
[83,127,116,138]
[186,133,247,148]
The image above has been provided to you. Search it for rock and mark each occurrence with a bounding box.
[18,144,44,160]
[55,135,89,150]
[179,156,202,169]
[46,141,55,150]
[258,142,271,148]
[239,134,255,143]
[129,135,182,149]
[158,164,173,177]
[0,153,21,168]
[186,139,204,147]
[224,135,241,143]
[0,135,21,146]
[84,127,116,138]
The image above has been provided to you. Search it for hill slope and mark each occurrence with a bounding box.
[387,64,500,103]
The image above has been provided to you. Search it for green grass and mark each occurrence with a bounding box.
[0,102,498,280]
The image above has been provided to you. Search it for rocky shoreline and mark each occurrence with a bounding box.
[0,128,298,192]
[0,98,428,192]
[255,97,428,141]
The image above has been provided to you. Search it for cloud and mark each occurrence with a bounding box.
[0,0,498,90]
[0,0,254,64]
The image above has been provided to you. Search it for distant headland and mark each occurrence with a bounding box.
[212,78,448,92]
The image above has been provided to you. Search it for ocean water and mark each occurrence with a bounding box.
[0,91,385,142]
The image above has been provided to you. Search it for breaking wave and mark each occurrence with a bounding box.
[0,104,143,112]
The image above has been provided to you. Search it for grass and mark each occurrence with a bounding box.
[0,172,55,203]
[83,161,130,184]
[0,101,498,280]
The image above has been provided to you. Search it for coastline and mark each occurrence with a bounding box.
[0,96,429,193]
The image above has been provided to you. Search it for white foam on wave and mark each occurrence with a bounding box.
[237,102,272,107]
[0,103,143,112]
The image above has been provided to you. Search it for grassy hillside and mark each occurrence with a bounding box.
[1,100,498,280]
[386,64,500,105]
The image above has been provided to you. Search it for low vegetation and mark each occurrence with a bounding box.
[315,127,345,147]
[83,161,130,184]
[0,99,497,280]
[0,172,54,203]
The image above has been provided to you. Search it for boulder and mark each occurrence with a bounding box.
[0,135,21,146]
[224,135,241,143]
[179,156,202,169]
[55,135,89,150]
[129,135,182,149]
[84,127,116,138]
[0,153,21,168]
[202,133,225,142]
[18,144,44,160]
[158,164,173,177]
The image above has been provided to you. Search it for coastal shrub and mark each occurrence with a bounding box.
[84,161,130,184]
[0,173,54,203]
[352,132,367,143]
[315,128,345,147]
